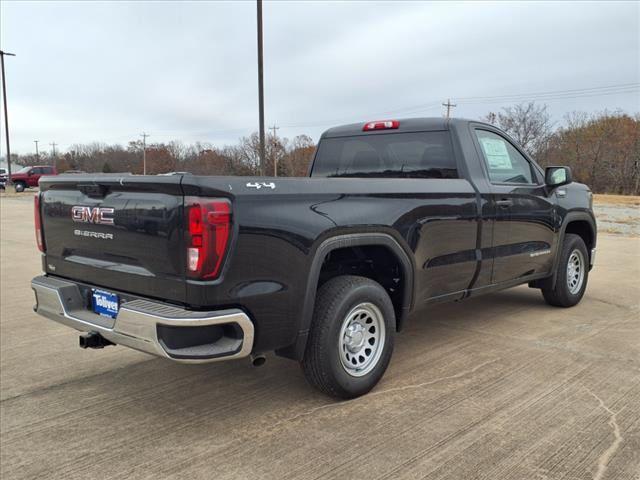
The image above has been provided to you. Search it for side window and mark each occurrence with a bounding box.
[42,167,53,174]
[475,130,535,184]
[31,168,42,174]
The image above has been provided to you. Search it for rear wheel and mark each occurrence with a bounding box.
[301,275,395,399]
[541,233,589,307]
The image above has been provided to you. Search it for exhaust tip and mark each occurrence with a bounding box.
[251,354,266,367]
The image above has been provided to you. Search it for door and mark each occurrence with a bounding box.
[29,167,42,187]
[311,128,479,301]
[473,129,556,284]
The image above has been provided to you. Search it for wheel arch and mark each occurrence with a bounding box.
[552,211,597,289]
[276,232,414,360]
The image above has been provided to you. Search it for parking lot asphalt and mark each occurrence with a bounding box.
[1,194,639,480]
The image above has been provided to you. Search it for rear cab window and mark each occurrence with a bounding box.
[311,131,458,179]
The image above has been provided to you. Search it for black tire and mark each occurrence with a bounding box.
[541,233,589,307]
[301,275,396,399]
[14,182,26,193]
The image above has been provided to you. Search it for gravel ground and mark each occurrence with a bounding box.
[594,203,640,237]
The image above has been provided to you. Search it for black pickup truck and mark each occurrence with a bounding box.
[31,118,596,398]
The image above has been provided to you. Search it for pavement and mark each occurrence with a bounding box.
[1,194,639,480]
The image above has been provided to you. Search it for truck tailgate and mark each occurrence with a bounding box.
[39,175,187,304]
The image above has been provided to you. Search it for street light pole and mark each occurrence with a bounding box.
[0,50,16,187]
[256,0,266,176]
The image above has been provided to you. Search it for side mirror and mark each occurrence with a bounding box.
[545,166,572,188]
[28,170,34,176]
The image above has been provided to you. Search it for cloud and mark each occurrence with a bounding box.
[2,0,638,154]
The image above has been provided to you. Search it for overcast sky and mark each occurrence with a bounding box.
[1,0,639,155]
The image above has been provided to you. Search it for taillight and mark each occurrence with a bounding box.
[363,120,400,131]
[185,197,232,280]
[34,194,45,252]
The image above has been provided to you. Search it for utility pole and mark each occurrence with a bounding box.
[140,132,150,175]
[256,0,266,176]
[442,98,457,119]
[34,140,39,159]
[270,124,279,176]
[49,142,57,157]
[1,50,16,187]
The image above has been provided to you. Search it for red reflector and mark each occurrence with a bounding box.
[34,194,45,252]
[363,120,400,131]
[185,198,231,280]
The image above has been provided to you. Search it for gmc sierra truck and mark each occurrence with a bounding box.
[31,118,596,398]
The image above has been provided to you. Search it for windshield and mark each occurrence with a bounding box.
[311,131,458,179]
[15,167,31,174]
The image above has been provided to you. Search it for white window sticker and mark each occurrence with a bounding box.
[480,138,512,170]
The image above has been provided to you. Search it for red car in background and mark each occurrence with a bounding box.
[0,165,57,192]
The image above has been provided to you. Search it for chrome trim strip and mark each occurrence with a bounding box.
[31,276,254,364]
[590,248,596,267]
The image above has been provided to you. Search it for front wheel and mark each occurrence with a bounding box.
[301,275,395,399]
[541,233,589,307]
[14,182,26,193]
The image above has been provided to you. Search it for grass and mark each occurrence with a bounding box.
[609,217,640,225]
[594,194,640,206]
[600,227,624,234]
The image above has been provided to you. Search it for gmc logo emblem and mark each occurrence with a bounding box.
[71,206,115,225]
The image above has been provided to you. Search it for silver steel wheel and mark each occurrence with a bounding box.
[566,249,585,295]
[338,302,386,377]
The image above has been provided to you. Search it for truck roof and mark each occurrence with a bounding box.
[321,117,479,138]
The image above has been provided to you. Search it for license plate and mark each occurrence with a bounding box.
[92,289,119,318]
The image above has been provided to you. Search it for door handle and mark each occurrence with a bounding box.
[496,199,513,208]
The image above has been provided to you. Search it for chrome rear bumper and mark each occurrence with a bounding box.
[31,275,254,363]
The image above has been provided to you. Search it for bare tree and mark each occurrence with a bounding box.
[483,102,553,157]
[284,135,316,176]
[538,111,639,194]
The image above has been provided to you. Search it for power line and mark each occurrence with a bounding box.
[280,82,639,129]
[458,88,639,106]
[140,132,150,175]
[389,83,639,114]
[455,83,639,102]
